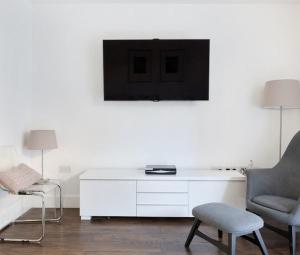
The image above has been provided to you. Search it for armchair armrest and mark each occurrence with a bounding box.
[246,168,277,201]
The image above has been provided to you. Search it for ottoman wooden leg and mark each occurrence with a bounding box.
[254,230,269,255]
[185,219,201,248]
[218,229,223,240]
[228,233,236,255]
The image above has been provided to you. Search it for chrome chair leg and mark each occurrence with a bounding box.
[15,182,63,224]
[0,192,45,244]
[44,181,63,222]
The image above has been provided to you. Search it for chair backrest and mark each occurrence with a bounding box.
[274,130,300,199]
[0,146,18,172]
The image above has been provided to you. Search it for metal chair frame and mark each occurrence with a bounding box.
[0,181,63,244]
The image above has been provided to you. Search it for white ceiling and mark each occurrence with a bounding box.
[30,0,300,4]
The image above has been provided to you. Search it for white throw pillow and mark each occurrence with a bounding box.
[0,163,41,194]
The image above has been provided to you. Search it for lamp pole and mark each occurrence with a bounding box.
[41,149,44,179]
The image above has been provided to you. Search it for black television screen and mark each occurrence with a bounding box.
[103,39,209,101]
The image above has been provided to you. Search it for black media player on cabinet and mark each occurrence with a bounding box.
[103,39,210,101]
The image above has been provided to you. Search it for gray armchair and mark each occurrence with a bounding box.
[247,130,300,255]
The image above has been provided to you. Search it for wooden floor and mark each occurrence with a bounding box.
[0,209,298,255]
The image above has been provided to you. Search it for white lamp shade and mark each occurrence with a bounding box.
[263,79,300,109]
[27,130,58,150]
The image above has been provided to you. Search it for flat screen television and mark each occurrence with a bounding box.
[103,39,209,101]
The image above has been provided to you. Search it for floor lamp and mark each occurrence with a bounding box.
[263,79,300,160]
[27,130,58,179]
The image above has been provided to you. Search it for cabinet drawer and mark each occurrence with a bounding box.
[137,205,188,217]
[80,180,136,217]
[137,181,188,193]
[137,193,188,205]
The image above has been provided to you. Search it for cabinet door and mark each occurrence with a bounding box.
[189,181,246,216]
[80,180,136,217]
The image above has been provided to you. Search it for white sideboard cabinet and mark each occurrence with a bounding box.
[80,169,246,220]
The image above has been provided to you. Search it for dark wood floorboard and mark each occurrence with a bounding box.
[0,209,299,255]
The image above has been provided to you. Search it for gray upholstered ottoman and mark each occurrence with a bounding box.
[185,203,268,255]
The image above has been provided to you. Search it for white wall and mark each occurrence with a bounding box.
[31,2,300,205]
[0,0,32,149]
[0,0,32,227]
